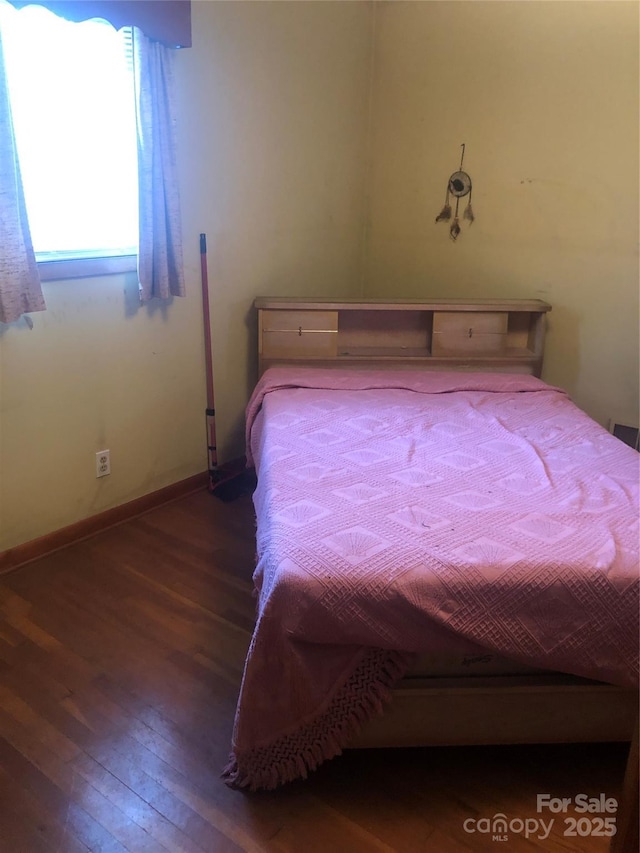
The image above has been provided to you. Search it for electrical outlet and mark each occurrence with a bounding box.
[96,449,111,478]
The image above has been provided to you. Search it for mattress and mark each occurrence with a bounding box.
[226,367,639,790]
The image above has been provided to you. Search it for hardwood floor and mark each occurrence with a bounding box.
[0,490,631,852]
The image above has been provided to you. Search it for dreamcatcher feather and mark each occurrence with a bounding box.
[435,144,475,241]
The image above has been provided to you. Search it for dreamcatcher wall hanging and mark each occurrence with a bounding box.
[435,143,475,241]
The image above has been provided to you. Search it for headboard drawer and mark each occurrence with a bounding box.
[261,310,338,359]
[432,311,508,356]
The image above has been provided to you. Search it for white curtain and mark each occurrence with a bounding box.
[133,28,185,302]
[0,28,46,324]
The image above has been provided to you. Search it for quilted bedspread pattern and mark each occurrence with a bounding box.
[224,368,639,790]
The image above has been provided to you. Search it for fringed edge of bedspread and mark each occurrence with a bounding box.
[222,647,411,791]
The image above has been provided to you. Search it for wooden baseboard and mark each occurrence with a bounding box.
[0,472,209,575]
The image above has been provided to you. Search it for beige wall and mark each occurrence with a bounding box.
[0,1,372,551]
[365,0,639,428]
[0,274,205,551]
[176,0,372,459]
[2,1,637,553]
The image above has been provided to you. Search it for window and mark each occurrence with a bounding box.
[0,1,138,274]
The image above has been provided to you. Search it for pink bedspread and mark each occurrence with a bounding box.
[225,368,639,790]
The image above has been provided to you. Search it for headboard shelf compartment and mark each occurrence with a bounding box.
[337,309,431,358]
[256,297,551,377]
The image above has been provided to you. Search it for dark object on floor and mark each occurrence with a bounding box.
[210,458,257,502]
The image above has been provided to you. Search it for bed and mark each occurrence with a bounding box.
[224,301,638,792]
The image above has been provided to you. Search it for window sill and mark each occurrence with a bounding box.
[38,255,137,282]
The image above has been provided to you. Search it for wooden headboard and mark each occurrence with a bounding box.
[255,297,551,378]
